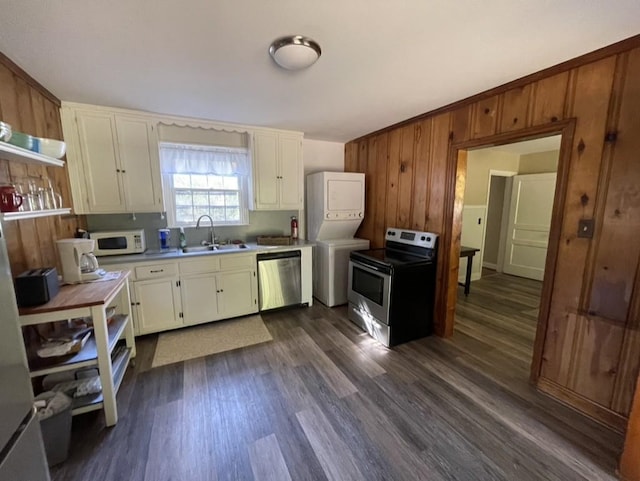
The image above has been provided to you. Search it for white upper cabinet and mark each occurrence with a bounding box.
[115,116,163,212]
[61,102,303,214]
[252,130,303,210]
[61,106,163,214]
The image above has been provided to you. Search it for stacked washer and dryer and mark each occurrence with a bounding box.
[306,172,370,307]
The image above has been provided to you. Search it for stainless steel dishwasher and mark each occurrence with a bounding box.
[257,250,302,311]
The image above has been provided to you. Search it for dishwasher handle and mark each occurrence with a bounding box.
[257,250,301,261]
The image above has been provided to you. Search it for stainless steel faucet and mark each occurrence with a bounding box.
[195,214,216,246]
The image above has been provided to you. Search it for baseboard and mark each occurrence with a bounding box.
[537,377,628,433]
[483,262,497,270]
[458,272,483,284]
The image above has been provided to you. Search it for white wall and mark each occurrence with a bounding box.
[518,149,559,174]
[300,139,345,239]
[303,139,344,176]
[465,149,520,205]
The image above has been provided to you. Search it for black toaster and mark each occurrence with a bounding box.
[14,267,60,307]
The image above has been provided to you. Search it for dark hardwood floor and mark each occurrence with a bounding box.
[51,273,623,481]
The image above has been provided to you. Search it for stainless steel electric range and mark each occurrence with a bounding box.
[347,228,438,347]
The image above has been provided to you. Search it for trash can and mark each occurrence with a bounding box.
[34,391,73,466]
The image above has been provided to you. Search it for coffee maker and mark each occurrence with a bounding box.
[56,238,106,283]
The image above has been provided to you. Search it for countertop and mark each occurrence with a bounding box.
[18,271,131,314]
[98,240,315,265]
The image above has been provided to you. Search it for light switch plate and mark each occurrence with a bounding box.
[577,219,594,238]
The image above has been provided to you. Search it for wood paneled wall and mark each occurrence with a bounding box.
[345,35,640,437]
[0,52,84,275]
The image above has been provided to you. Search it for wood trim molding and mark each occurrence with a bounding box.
[537,376,628,433]
[530,121,577,382]
[444,120,576,359]
[621,375,640,481]
[0,51,60,106]
[350,34,640,143]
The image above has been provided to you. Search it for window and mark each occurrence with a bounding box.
[159,143,250,227]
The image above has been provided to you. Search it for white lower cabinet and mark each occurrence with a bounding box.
[218,270,256,319]
[124,253,258,335]
[133,277,182,335]
[180,273,220,326]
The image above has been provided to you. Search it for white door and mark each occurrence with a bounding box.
[115,116,164,212]
[253,131,279,209]
[458,205,486,283]
[503,173,557,280]
[217,270,257,319]
[76,111,125,213]
[134,277,182,334]
[278,134,302,209]
[181,273,220,325]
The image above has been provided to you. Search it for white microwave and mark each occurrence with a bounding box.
[90,229,146,256]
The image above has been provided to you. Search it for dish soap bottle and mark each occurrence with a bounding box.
[179,227,187,249]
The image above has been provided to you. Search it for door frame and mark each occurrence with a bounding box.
[484,169,517,272]
[442,119,576,383]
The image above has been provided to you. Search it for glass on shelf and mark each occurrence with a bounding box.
[14,177,63,212]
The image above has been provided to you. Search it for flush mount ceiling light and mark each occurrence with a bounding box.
[269,35,321,70]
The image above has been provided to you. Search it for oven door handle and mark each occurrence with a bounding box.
[350,260,391,278]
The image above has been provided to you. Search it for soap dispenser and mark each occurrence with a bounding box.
[179,227,187,249]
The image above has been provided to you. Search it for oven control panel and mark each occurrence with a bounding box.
[385,228,437,249]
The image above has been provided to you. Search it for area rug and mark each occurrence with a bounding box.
[151,315,272,368]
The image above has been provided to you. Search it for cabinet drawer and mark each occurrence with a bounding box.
[220,253,256,271]
[179,256,221,275]
[135,262,178,280]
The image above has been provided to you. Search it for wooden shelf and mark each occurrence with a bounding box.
[28,314,130,378]
[1,208,72,221]
[0,141,65,167]
[71,346,131,417]
[19,274,135,426]
[112,347,132,394]
[71,392,103,416]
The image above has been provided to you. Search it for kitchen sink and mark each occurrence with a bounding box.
[182,245,218,253]
[182,244,249,253]
[217,244,249,250]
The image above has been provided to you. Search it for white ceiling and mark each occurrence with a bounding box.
[1,1,639,142]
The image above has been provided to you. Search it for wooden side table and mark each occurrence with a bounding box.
[19,271,135,427]
[459,247,480,296]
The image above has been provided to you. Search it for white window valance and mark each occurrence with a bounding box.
[159,143,250,176]
[157,123,249,149]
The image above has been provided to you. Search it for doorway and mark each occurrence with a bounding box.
[455,135,561,378]
[458,136,561,285]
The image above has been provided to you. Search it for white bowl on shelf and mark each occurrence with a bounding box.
[37,138,66,159]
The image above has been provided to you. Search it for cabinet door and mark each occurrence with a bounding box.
[76,111,125,213]
[180,273,221,325]
[252,131,279,209]
[134,277,182,334]
[218,269,258,319]
[278,134,303,209]
[115,116,164,212]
